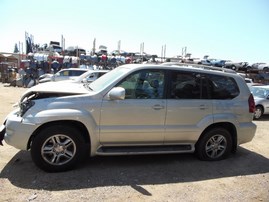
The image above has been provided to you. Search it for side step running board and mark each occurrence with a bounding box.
[97,145,194,155]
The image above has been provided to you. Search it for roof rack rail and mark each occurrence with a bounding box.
[160,62,236,73]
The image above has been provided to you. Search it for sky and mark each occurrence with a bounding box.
[0,0,268,63]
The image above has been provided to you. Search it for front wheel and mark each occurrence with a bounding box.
[31,125,87,172]
[195,128,232,161]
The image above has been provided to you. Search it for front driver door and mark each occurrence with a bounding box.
[100,69,166,145]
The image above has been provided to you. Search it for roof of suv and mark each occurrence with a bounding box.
[160,62,236,74]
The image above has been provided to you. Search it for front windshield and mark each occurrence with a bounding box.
[250,87,269,99]
[88,66,130,92]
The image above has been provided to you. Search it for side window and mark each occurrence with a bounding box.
[117,70,165,99]
[59,70,68,76]
[170,71,201,99]
[97,72,106,78]
[207,74,239,99]
[169,71,239,100]
[72,70,85,76]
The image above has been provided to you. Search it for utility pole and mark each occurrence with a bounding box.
[140,42,144,63]
[182,46,187,58]
[118,40,121,54]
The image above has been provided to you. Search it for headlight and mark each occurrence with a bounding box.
[19,100,35,116]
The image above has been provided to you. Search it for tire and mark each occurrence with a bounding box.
[195,128,232,161]
[254,106,263,120]
[31,125,87,172]
[231,65,238,71]
[263,67,269,72]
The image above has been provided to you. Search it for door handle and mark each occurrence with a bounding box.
[153,105,164,110]
[199,105,208,110]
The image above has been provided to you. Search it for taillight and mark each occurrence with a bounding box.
[248,94,255,113]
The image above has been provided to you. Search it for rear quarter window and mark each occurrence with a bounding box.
[208,74,240,99]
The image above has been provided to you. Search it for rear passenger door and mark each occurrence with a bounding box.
[164,70,213,143]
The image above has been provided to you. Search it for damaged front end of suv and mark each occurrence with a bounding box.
[0,82,91,147]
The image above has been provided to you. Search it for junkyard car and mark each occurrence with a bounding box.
[224,61,248,71]
[38,68,88,83]
[0,64,257,172]
[66,69,109,83]
[256,63,269,72]
[249,85,269,119]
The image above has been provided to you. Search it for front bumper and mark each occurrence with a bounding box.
[3,111,38,150]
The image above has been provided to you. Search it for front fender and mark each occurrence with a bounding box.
[24,108,100,154]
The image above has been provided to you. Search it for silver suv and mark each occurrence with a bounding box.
[0,64,257,172]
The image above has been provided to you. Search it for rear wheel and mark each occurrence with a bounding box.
[254,106,263,120]
[31,125,87,172]
[196,128,232,161]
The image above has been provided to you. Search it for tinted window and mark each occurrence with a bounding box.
[71,70,86,76]
[97,72,107,78]
[170,71,201,99]
[58,70,86,76]
[59,70,69,76]
[169,70,239,100]
[208,74,239,99]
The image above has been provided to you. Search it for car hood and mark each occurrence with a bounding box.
[20,82,91,102]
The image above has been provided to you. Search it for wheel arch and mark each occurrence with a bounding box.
[263,67,269,72]
[255,104,264,112]
[27,120,91,150]
[196,122,237,153]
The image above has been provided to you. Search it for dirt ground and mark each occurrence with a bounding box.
[0,83,268,202]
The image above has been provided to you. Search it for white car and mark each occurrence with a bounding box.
[245,78,254,87]
[39,68,88,83]
[256,63,269,72]
[66,70,109,83]
[249,85,269,119]
[224,61,248,71]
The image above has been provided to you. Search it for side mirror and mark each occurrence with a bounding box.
[108,87,125,100]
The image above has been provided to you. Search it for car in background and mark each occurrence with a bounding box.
[1,63,256,172]
[244,78,264,87]
[247,62,265,70]
[38,68,88,83]
[245,78,254,87]
[197,59,213,66]
[61,70,109,84]
[224,61,248,71]
[249,85,269,119]
[254,73,269,85]
[210,59,226,67]
[256,63,269,72]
